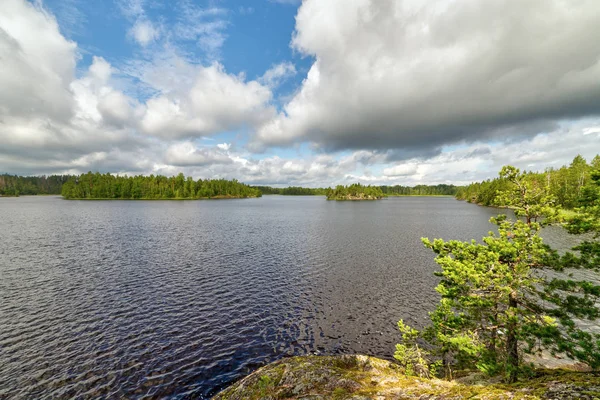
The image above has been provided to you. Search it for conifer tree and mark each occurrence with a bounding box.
[396,165,600,382]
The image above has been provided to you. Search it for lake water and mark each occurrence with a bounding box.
[0,196,580,398]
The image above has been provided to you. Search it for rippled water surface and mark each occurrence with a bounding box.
[0,196,577,398]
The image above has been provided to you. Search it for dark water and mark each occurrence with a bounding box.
[0,196,577,398]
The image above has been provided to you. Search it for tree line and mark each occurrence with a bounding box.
[396,163,600,383]
[61,172,261,199]
[2,173,461,199]
[456,154,600,208]
[380,184,460,196]
[255,184,459,197]
[0,174,69,196]
[326,183,385,200]
[252,186,328,195]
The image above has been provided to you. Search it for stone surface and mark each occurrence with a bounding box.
[212,355,600,399]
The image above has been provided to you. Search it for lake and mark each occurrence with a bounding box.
[0,196,579,398]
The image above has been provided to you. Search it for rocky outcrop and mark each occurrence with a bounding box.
[213,355,600,399]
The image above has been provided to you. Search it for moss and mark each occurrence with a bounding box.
[213,355,600,399]
[331,387,348,399]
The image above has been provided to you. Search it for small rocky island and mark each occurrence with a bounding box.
[326,184,385,200]
[214,355,600,399]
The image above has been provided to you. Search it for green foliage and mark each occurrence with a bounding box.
[496,165,559,224]
[380,184,461,196]
[61,172,261,199]
[0,174,71,196]
[326,183,385,200]
[252,186,327,195]
[456,154,598,209]
[256,184,460,197]
[538,166,600,369]
[255,184,460,197]
[566,169,600,235]
[399,164,600,383]
[394,320,440,378]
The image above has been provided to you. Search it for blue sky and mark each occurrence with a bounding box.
[44,0,312,160]
[45,0,310,99]
[1,0,599,186]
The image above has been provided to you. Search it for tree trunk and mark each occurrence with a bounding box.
[506,294,519,383]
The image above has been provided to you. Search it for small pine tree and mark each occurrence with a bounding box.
[396,165,600,382]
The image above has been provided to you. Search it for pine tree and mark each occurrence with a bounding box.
[396,165,600,382]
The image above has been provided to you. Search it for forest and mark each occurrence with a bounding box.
[1,173,460,199]
[252,186,327,195]
[456,154,600,209]
[0,174,69,196]
[60,172,261,199]
[380,184,460,196]
[5,157,595,203]
[326,183,385,200]
[255,184,459,196]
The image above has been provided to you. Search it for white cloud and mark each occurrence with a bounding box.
[164,142,233,166]
[138,62,275,139]
[129,18,160,46]
[383,163,419,177]
[173,2,229,59]
[260,62,297,88]
[70,56,136,127]
[98,91,135,127]
[1,0,599,189]
[253,0,600,155]
[0,0,76,121]
[117,0,145,19]
[0,4,145,175]
[0,0,275,174]
[583,127,600,136]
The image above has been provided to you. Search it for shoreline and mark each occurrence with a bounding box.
[60,195,261,200]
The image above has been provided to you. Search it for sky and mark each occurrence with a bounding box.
[1,0,600,187]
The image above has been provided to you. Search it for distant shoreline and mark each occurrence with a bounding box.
[384,194,454,197]
[61,195,260,201]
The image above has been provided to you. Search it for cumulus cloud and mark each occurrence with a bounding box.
[0,0,280,177]
[253,0,600,156]
[0,0,76,122]
[0,3,147,176]
[1,0,599,188]
[164,142,233,166]
[137,62,275,139]
[70,56,138,128]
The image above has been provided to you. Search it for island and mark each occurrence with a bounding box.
[325,183,385,200]
[60,173,261,200]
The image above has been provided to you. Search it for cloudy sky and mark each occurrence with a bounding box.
[1,0,600,187]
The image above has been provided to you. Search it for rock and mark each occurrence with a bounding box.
[212,355,600,400]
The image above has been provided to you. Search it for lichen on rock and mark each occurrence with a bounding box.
[213,355,600,399]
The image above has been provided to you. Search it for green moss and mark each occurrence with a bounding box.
[332,387,348,399]
[212,355,600,399]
